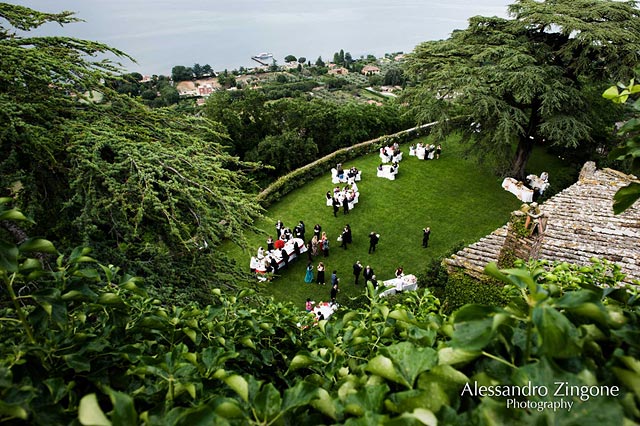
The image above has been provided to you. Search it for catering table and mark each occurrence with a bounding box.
[379,274,418,297]
[377,164,398,180]
[313,302,337,320]
[501,177,533,203]
[252,238,307,274]
[326,191,359,209]
[526,174,549,195]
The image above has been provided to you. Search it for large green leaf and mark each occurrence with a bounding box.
[0,208,27,221]
[282,381,319,413]
[78,394,111,426]
[0,400,28,420]
[0,240,19,272]
[613,182,640,215]
[107,389,137,426]
[253,383,281,423]
[18,238,57,254]
[382,342,438,388]
[532,305,581,358]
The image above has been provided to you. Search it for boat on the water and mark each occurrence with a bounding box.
[252,52,273,60]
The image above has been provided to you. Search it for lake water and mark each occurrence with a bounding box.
[8,0,511,75]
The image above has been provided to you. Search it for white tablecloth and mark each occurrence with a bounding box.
[379,274,418,297]
[502,177,533,203]
[331,168,361,184]
[526,174,549,194]
[326,191,359,209]
[313,302,337,320]
[253,238,307,273]
[376,165,398,180]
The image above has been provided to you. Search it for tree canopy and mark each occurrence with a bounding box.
[404,0,640,179]
[0,3,263,301]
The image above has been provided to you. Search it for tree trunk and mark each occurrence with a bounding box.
[510,136,535,181]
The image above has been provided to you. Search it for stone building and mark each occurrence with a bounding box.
[444,162,640,284]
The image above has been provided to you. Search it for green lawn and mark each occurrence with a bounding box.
[225,135,573,310]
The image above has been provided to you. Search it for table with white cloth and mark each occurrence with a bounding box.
[313,302,338,320]
[376,165,398,180]
[501,177,533,203]
[252,238,307,274]
[331,168,361,184]
[326,190,359,209]
[379,274,418,297]
[416,146,426,160]
[526,174,549,194]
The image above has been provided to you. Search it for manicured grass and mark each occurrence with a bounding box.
[225,135,574,310]
[226,136,513,308]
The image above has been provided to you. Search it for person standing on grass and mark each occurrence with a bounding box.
[436,144,442,159]
[313,224,322,240]
[370,274,379,289]
[422,227,431,248]
[316,262,326,285]
[340,227,348,250]
[342,196,349,215]
[332,197,340,217]
[368,232,379,254]
[363,265,374,284]
[330,283,339,305]
[331,270,339,287]
[344,224,352,245]
[304,262,314,283]
[322,236,330,257]
[353,260,363,285]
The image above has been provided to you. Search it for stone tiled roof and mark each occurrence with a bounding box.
[444,164,640,283]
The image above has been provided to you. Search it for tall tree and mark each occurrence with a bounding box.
[0,3,263,297]
[171,65,193,82]
[404,0,640,179]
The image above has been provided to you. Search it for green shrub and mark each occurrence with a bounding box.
[444,271,509,313]
[257,123,435,207]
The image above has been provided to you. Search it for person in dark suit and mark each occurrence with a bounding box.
[332,197,340,217]
[330,283,339,304]
[353,260,363,285]
[313,224,322,240]
[368,232,379,254]
[344,224,352,245]
[281,248,289,268]
[298,221,306,241]
[363,265,374,284]
[342,196,349,215]
[340,228,348,249]
[422,227,431,248]
[370,274,379,289]
[275,220,284,239]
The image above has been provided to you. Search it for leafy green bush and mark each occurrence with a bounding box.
[257,123,434,207]
[4,198,640,426]
[444,271,509,313]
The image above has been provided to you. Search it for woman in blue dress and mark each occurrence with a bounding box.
[304,262,314,283]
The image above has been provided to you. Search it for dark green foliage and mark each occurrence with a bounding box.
[602,79,640,213]
[3,202,640,424]
[204,90,412,183]
[171,65,193,82]
[0,5,264,301]
[444,272,509,314]
[256,124,431,207]
[404,0,640,179]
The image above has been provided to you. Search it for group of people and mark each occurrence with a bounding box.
[409,143,441,160]
[380,142,403,164]
[332,163,361,183]
[376,161,399,180]
[326,184,359,216]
